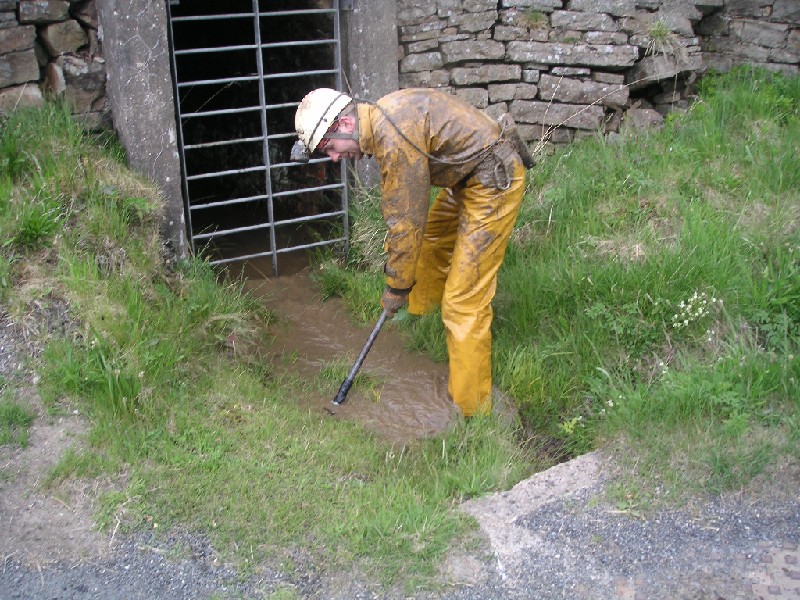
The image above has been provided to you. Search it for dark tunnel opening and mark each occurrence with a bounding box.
[167,0,348,274]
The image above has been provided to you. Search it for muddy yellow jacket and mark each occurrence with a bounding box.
[357,88,503,291]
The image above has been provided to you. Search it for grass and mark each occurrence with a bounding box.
[320,66,800,504]
[0,385,35,447]
[2,67,798,590]
[0,101,539,588]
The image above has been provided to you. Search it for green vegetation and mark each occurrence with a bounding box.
[318,67,800,504]
[645,19,678,58]
[0,102,537,586]
[0,384,35,447]
[522,10,548,29]
[2,67,798,588]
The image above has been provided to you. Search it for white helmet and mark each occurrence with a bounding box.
[293,88,353,160]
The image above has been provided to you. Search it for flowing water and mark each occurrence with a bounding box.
[237,252,457,445]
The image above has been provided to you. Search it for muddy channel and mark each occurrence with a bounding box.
[237,253,458,445]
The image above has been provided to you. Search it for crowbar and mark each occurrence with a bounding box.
[332,308,389,406]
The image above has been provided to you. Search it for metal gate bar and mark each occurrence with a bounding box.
[167,1,348,275]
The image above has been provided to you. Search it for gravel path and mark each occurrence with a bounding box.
[2,308,799,600]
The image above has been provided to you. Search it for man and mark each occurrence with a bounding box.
[292,87,529,417]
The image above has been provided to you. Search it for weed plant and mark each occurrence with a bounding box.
[0,386,35,447]
[0,101,539,586]
[328,67,800,502]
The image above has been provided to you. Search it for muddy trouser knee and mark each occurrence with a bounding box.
[407,188,460,316]
[438,161,525,416]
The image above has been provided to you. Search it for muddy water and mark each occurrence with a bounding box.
[237,252,457,445]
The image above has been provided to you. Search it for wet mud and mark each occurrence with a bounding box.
[238,252,457,445]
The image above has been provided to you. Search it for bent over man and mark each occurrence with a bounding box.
[292,87,528,417]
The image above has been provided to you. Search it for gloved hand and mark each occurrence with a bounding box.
[380,286,409,317]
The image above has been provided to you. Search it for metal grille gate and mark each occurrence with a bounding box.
[166,0,349,275]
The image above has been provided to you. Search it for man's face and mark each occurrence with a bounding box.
[316,115,363,162]
[318,137,363,162]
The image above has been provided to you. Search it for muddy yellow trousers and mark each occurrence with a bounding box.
[407,162,526,416]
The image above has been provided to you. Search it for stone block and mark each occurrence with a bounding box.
[0,82,43,113]
[397,3,437,26]
[658,2,702,24]
[0,25,36,54]
[773,0,800,24]
[495,25,551,42]
[713,37,771,61]
[539,73,629,105]
[585,31,630,44]
[522,68,542,82]
[438,0,498,16]
[551,65,591,75]
[0,49,40,87]
[483,102,509,120]
[507,40,640,68]
[519,122,574,142]
[551,10,618,31]
[56,53,105,113]
[770,46,800,63]
[399,20,447,39]
[510,97,605,129]
[489,82,519,101]
[548,29,584,43]
[567,0,636,17]
[40,19,88,56]
[400,51,444,73]
[399,69,450,88]
[451,11,498,34]
[406,39,439,54]
[452,86,489,108]
[501,0,562,11]
[623,107,664,130]
[442,39,506,63]
[692,0,724,15]
[726,0,770,18]
[0,13,17,29]
[731,20,789,47]
[43,60,65,95]
[627,50,703,88]
[593,71,626,83]
[451,63,521,85]
[18,0,71,23]
[514,82,539,98]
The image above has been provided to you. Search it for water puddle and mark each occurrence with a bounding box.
[237,253,456,445]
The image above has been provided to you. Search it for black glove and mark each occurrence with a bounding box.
[380,286,410,317]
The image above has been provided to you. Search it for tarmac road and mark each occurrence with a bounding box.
[2,451,798,600]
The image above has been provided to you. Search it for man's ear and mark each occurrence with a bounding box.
[338,114,357,133]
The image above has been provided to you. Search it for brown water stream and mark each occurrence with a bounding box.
[237,253,457,445]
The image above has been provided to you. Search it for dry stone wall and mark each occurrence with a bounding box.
[397,0,800,146]
[0,0,107,128]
